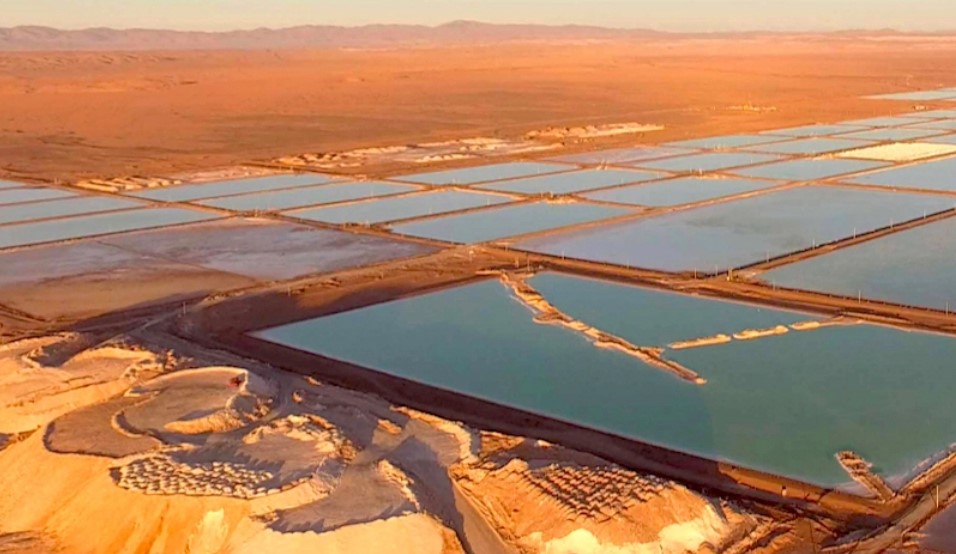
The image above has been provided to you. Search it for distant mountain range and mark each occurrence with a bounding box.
[0,21,936,51]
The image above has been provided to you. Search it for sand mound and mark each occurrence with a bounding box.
[527,123,664,140]
[456,446,755,554]
[0,334,163,434]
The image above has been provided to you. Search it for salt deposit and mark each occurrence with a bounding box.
[835,142,956,162]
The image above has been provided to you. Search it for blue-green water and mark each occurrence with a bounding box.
[256,275,956,487]
[390,202,632,243]
[635,152,780,173]
[550,146,688,165]
[518,185,955,272]
[287,190,514,225]
[848,157,956,192]
[841,116,927,128]
[581,177,781,207]
[395,162,572,186]
[748,138,873,156]
[763,124,869,138]
[0,187,75,206]
[477,169,664,196]
[834,128,946,142]
[132,174,334,202]
[927,134,956,145]
[735,159,888,181]
[665,134,787,149]
[0,208,217,249]
[0,196,144,226]
[197,182,420,211]
[762,216,956,311]
[906,119,956,132]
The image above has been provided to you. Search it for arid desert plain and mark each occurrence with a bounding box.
[4,30,956,553]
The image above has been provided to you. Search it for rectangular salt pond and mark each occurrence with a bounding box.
[0,187,76,206]
[581,177,782,207]
[901,110,956,119]
[927,134,956,145]
[868,90,956,101]
[840,116,931,127]
[834,128,946,142]
[734,159,888,181]
[0,180,28,190]
[762,216,956,311]
[0,196,144,226]
[476,169,664,196]
[390,201,632,243]
[762,124,870,138]
[905,119,956,132]
[549,146,688,165]
[286,190,515,225]
[196,182,420,212]
[394,162,572,186]
[746,138,872,156]
[517,185,954,272]
[132,173,334,202]
[847,156,956,192]
[0,208,217,250]
[664,134,787,149]
[256,273,956,487]
[632,152,781,173]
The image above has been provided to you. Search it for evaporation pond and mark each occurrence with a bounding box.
[197,182,420,211]
[256,275,956,486]
[0,208,217,250]
[582,177,779,207]
[395,162,571,186]
[747,138,871,156]
[517,185,954,272]
[761,216,956,311]
[0,196,144,226]
[390,202,632,243]
[286,190,514,224]
[477,169,663,195]
[762,124,870,138]
[665,134,787,149]
[132,174,335,202]
[734,158,887,181]
[633,152,780,172]
[0,187,76,206]
[847,156,956,192]
[550,146,687,165]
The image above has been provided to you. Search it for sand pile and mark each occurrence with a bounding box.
[526,123,664,140]
[0,333,164,435]
[456,440,757,554]
[74,175,182,192]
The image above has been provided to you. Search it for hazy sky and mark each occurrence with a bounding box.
[6,0,956,32]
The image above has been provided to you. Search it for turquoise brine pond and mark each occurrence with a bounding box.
[634,152,780,173]
[581,177,781,207]
[0,196,144,226]
[517,185,955,272]
[747,138,872,156]
[255,273,956,487]
[197,182,419,212]
[396,162,572,186]
[287,190,515,225]
[0,208,217,249]
[761,216,956,311]
[477,169,664,196]
[132,174,335,202]
[390,202,632,243]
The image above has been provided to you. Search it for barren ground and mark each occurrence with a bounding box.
[3,37,956,182]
